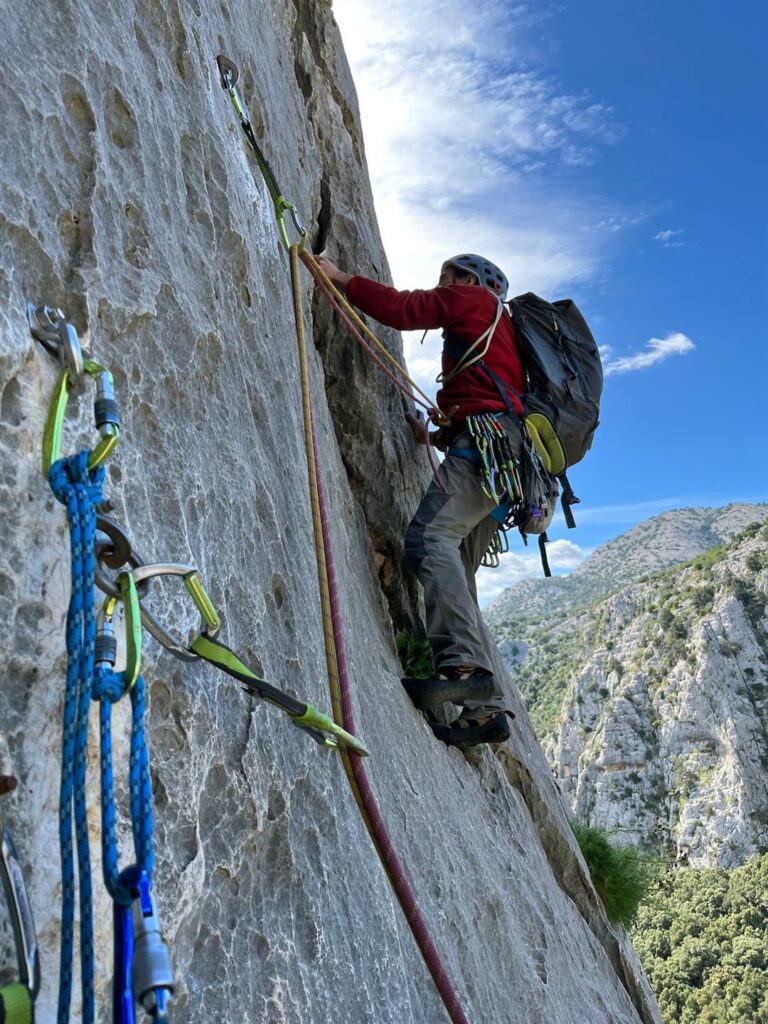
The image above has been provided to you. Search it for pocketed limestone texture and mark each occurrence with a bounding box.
[0,2,660,1022]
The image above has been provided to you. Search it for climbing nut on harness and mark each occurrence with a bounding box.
[0,822,41,1014]
[130,563,221,662]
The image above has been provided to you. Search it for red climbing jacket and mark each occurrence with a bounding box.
[345,277,524,426]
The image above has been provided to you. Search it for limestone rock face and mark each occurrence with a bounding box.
[0,3,660,1022]
[544,524,768,869]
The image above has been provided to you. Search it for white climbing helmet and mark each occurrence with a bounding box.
[444,254,508,299]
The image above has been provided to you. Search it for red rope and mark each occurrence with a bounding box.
[311,415,469,1024]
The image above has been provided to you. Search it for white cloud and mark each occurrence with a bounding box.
[476,539,586,606]
[654,228,685,248]
[332,0,633,313]
[603,332,695,376]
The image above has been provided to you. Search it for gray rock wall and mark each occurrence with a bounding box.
[548,526,768,868]
[0,2,660,1022]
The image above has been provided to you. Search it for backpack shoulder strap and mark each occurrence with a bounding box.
[438,297,505,384]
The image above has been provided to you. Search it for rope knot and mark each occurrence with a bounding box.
[48,452,106,506]
[92,667,130,704]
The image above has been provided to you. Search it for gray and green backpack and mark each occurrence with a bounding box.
[448,291,603,574]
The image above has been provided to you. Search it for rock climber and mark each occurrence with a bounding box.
[315,253,521,746]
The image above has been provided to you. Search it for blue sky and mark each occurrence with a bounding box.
[332,0,768,604]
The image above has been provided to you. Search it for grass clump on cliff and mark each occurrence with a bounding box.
[571,820,659,928]
[395,630,432,679]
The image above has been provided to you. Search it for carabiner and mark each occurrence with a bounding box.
[42,358,120,477]
[131,564,221,662]
[96,572,143,694]
[0,821,41,1006]
[113,866,174,1024]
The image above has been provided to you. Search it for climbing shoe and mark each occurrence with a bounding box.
[401,668,495,711]
[430,710,513,747]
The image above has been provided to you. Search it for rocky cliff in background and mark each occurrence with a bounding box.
[486,510,768,870]
[0,2,660,1022]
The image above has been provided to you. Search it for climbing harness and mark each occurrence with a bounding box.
[1,792,40,1024]
[32,310,173,1024]
[216,57,471,1024]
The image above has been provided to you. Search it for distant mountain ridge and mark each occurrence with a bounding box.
[543,519,768,869]
[485,503,768,639]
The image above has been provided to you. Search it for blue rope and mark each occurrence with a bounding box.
[49,452,154,1023]
[94,669,154,904]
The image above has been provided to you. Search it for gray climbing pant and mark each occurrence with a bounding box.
[404,416,521,713]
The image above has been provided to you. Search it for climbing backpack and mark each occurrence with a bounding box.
[507,292,602,475]
[445,292,602,574]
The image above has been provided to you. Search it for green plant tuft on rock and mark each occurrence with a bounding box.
[395,630,433,679]
[571,820,659,928]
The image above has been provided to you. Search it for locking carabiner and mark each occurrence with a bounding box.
[30,305,120,477]
[96,571,143,694]
[42,359,121,477]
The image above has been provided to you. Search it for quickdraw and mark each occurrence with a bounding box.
[92,541,368,756]
[215,55,307,253]
[215,54,450,429]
